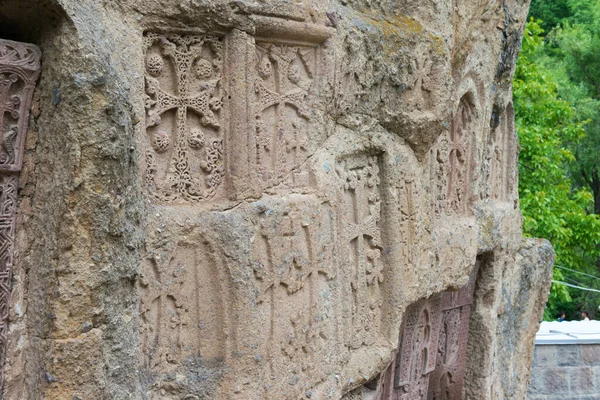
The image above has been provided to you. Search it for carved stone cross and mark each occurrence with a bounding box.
[0,38,41,390]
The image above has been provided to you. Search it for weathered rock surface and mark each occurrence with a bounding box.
[0,0,553,399]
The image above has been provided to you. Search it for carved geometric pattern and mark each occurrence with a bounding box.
[251,201,337,398]
[253,42,316,189]
[0,39,41,172]
[0,38,40,390]
[375,268,478,400]
[143,33,225,202]
[337,154,384,349]
[0,176,17,388]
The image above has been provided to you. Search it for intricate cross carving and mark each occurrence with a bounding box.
[0,38,40,391]
[144,33,225,202]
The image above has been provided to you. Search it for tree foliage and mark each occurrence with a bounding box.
[514,18,600,321]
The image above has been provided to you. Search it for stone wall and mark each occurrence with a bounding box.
[528,344,600,399]
[0,0,554,399]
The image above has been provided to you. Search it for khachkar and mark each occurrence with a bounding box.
[0,39,41,389]
[373,268,478,399]
[132,2,550,400]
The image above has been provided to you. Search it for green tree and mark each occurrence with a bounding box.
[513,20,600,320]
[530,0,600,217]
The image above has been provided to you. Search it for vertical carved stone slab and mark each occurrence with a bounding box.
[0,176,18,383]
[251,199,337,398]
[336,154,384,349]
[447,96,475,215]
[0,38,40,388]
[140,240,232,370]
[489,104,516,201]
[431,131,450,217]
[398,177,419,265]
[394,296,443,399]
[373,267,478,400]
[252,41,317,190]
[143,33,225,203]
[427,267,478,400]
[0,39,40,172]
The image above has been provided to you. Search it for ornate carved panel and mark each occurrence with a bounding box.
[427,269,478,400]
[0,38,40,389]
[251,199,338,398]
[394,296,443,399]
[143,33,225,202]
[374,268,478,400]
[336,153,384,349]
[253,41,317,189]
[140,240,232,370]
[0,39,40,172]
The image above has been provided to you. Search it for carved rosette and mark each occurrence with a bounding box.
[143,33,225,203]
[0,38,41,388]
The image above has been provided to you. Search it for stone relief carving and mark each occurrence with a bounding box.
[0,39,40,172]
[253,42,316,189]
[398,177,419,265]
[0,38,40,390]
[431,93,479,216]
[447,95,476,214]
[251,199,338,398]
[372,267,478,400]
[143,33,225,202]
[394,297,442,399]
[489,103,517,201]
[427,269,478,399]
[336,154,384,349]
[140,240,231,370]
[0,175,18,386]
[431,130,451,217]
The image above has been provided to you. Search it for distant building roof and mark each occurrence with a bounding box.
[535,321,600,345]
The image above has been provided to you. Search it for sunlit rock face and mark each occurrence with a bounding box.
[0,0,553,399]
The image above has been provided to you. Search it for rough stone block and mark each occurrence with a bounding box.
[582,345,600,366]
[543,368,570,395]
[570,367,595,395]
[557,345,582,366]
[535,346,558,367]
[528,367,547,394]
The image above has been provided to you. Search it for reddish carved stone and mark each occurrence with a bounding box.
[376,268,479,400]
[0,39,41,172]
[0,38,41,388]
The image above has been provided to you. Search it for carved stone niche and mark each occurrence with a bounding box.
[489,103,517,202]
[374,267,478,399]
[142,19,330,204]
[0,38,41,388]
[430,91,480,217]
